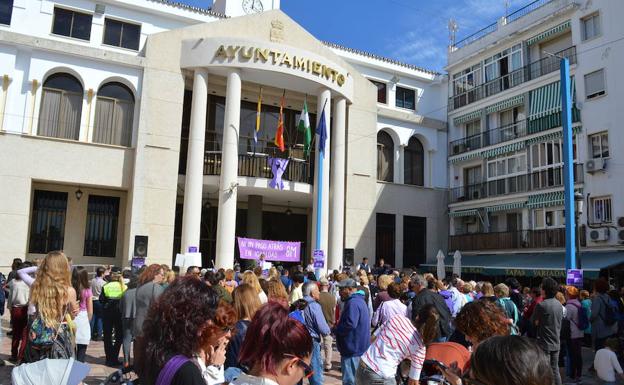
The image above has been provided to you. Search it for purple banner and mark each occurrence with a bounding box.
[237,237,301,262]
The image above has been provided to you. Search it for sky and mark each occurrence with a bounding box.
[181,0,535,73]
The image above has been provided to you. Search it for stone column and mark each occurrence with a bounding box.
[328,97,346,271]
[181,68,208,254]
[311,88,331,268]
[215,70,241,269]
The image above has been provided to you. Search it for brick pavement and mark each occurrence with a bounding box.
[0,310,605,385]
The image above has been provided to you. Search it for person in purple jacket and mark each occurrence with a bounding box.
[332,278,370,385]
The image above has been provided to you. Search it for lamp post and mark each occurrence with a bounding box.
[574,192,584,269]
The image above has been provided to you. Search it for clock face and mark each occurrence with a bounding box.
[242,0,263,14]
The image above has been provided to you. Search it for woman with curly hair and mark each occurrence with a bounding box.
[25,251,78,362]
[440,300,509,384]
[232,302,313,385]
[135,276,236,385]
[267,278,289,308]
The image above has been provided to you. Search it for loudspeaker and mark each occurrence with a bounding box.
[134,235,148,258]
[343,248,354,267]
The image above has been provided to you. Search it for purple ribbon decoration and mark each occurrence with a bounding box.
[268,157,289,190]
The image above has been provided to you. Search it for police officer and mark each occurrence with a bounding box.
[100,268,126,366]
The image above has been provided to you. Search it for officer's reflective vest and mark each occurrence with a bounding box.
[102,281,124,300]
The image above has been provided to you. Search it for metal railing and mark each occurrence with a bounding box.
[449,228,565,250]
[449,163,583,203]
[453,0,554,49]
[449,46,576,111]
[204,152,314,184]
[450,120,527,156]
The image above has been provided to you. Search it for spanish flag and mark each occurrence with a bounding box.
[254,87,262,144]
[274,90,285,152]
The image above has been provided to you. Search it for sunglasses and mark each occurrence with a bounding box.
[221,326,234,334]
[285,354,313,379]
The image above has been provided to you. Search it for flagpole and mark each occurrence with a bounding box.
[314,99,328,278]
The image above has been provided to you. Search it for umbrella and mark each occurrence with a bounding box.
[12,358,90,385]
[436,249,446,280]
[453,250,462,277]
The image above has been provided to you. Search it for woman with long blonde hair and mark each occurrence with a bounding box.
[266,278,289,308]
[26,251,78,362]
[241,271,267,304]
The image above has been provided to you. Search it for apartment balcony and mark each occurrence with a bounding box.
[449,228,565,251]
[449,46,576,112]
[449,163,583,204]
[449,108,581,157]
[448,0,577,64]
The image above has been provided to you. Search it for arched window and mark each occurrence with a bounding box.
[405,136,424,186]
[377,131,394,182]
[38,73,83,140]
[93,82,135,146]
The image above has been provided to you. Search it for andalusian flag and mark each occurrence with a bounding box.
[297,98,311,157]
[274,90,285,152]
[254,87,262,144]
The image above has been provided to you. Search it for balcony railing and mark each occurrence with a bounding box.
[449,228,565,251]
[450,163,583,203]
[449,107,581,157]
[449,46,576,111]
[452,0,555,50]
[203,152,313,184]
[450,120,527,156]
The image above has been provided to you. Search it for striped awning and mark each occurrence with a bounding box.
[449,209,479,218]
[449,151,481,164]
[485,201,526,213]
[483,141,525,158]
[527,20,571,46]
[485,95,524,115]
[525,125,583,145]
[527,191,565,209]
[453,110,482,126]
[529,77,576,120]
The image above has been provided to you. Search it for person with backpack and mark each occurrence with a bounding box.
[494,283,520,335]
[590,278,618,353]
[24,251,79,362]
[564,286,586,383]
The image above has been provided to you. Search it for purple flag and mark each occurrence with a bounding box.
[268,157,289,190]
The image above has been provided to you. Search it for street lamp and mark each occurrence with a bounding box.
[574,192,584,269]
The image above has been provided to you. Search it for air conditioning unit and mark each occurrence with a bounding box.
[589,228,610,242]
[586,158,606,173]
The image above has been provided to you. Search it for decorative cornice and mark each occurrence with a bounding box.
[146,0,228,18]
[323,41,439,76]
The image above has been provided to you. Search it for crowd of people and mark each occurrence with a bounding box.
[3,251,624,385]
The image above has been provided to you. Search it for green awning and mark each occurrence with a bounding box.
[525,125,583,145]
[485,201,526,213]
[453,110,482,126]
[482,141,525,158]
[449,209,479,218]
[485,95,524,115]
[420,250,624,279]
[449,151,481,164]
[527,191,565,208]
[527,20,571,46]
[529,77,576,120]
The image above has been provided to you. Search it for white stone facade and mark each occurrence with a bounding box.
[0,0,448,270]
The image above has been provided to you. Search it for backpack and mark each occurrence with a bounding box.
[24,315,75,363]
[601,296,617,326]
[497,298,520,335]
[569,302,589,331]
